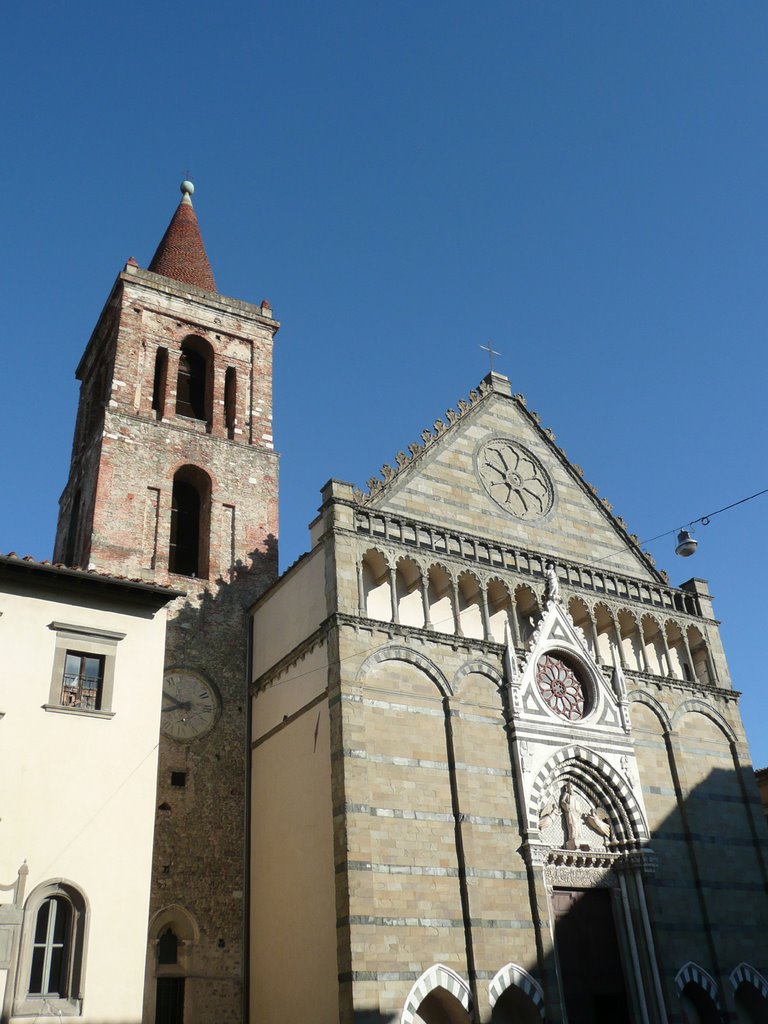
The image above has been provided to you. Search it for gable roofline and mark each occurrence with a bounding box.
[353,371,668,586]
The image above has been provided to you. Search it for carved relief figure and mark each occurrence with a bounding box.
[560,781,578,850]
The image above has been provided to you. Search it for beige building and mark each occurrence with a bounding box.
[0,553,177,1023]
[249,372,768,1024]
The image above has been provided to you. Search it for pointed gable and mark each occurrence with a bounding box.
[356,372,663,582]
[148,181,217,293]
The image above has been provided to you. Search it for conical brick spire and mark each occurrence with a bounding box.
[148,181,217,293]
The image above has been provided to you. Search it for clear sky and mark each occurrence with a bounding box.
[3,2,768,763]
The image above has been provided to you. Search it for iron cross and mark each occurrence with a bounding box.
[480,342,501,372]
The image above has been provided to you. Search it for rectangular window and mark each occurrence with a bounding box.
[61,652,105,711]
[45,622,125,719]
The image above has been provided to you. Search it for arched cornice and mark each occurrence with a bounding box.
[360,545,392,569]
[730,963,768,999]
[675,962,720,1007]
[488,963,544,1018]
[357,644,452,697]
[671,700,737,745]
[529,744,647,843]
[401,964,472,1024]
[626,689,672,733]
[453,659,504,692]
[148,903,200,943]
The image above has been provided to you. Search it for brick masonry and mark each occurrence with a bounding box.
[55,264,279,1024]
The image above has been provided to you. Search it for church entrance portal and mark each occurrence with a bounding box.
[552,888,631,1024]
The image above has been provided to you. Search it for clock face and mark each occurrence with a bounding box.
[161,670,220,741]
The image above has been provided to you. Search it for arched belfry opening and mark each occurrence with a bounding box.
[169,466,211,578]
[176,336,212,422]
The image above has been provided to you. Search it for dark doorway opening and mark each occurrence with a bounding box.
[155,976,185,1024]
[552,888,631,1024]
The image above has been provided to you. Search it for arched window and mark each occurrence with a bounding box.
[149,905,198,1024]
[224,366,237,438]
[169,466,211,579]
[176,336,211,421]
[16,882,86,1017]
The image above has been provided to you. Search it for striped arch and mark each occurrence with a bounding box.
[489,963,544,1018]
[671,699,737,745]
[675,962,720,1007]
[356,644,452,696]
[453,659,504,691]
[528,744,648,843]
[730,963,768,999]
[626,689,672,732]
[401,964,472,1024]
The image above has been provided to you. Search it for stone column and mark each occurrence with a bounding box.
[508,595,522,647]
[451,579,463,637]
[356,560,366,618]
[638,623,651,674]
[658,627,675,678]
[420,574,433,630]
[611,614,628,670]
[388,567,398,624]
[480,585,492,642]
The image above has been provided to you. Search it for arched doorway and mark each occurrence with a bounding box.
[414,987,471,1023]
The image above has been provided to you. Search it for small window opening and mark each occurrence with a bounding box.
[61,651,104,710]
[224,367,237,438]
[152,348,169,417]
[176,339,209,420]
[158,928,179,966]
[170,771,187,788]
[29,896,71,996]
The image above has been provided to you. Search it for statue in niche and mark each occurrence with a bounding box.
[545,562,560,604]
[560,782,578,850]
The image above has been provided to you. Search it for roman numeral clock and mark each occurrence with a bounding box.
[160,669,221,741]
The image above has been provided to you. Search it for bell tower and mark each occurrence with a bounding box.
[54,181,279,1024]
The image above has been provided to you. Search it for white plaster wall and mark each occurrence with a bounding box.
[0,579,168,1023]
[251,547,326,679]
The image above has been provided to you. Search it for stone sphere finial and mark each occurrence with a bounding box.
[180,179,195,196]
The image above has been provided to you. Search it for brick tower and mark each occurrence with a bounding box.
[54,181,279,1024]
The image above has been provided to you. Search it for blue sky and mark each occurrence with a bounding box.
[3,2,768,763]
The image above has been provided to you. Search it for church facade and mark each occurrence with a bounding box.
[12,183,768,1023]
[248,374,768,1024]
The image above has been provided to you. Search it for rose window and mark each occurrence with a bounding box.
[478,439,554,520]
[536,654,588,720]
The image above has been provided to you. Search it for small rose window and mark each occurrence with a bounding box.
[536,653,588,721]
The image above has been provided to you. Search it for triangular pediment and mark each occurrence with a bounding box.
[356,374,662,582]
[515,600,624,732]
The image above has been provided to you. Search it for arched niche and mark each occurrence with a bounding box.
[641,614,667,676]
[567,597,596,658]
[487,578,513,643]
[457,571,484,640]
[396,556,425,628]
[361,548,391,621]
[515,585,540,646]
[427,563,454,634]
